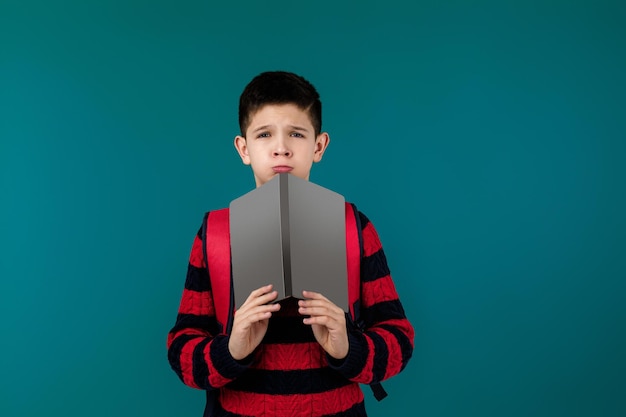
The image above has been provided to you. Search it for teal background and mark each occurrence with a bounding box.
[1,1,625,416]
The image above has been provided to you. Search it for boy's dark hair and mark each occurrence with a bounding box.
[239,71,322,137]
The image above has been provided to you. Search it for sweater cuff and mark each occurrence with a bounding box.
[210,335,253,379]
[327,330,368,379]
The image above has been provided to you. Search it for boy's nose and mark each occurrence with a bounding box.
[273,148,292,157]
[273,139,292,157]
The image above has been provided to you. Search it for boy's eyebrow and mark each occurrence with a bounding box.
[251,124,272,133]
[288,125,310,132]
[250,124,311,133]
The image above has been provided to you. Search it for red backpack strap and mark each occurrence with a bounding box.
[345,202,362,322]
[345,202,389,401]
[204,208,233,334]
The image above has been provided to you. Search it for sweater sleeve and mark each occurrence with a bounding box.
[329,211,415,385]
[166,221,250,391]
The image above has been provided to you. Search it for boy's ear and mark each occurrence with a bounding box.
[234,135,251,165]
[313,132,330,163]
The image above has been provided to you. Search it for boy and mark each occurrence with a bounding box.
[167,71,414,416]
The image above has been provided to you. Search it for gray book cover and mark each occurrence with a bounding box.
[229,173,348,311]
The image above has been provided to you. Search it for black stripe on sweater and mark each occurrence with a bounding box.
[264,316,316,343]
[192,338,212,389]
[325,401,367,417]
[361,299,407,327]
[358,211,371,231]
[185,264,211,292]
[170,313,219,335]
[211,398,366,417]
[361,249,391,283]
[368,331,389,383]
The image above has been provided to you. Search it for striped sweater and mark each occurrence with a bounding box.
[167,209,414,416]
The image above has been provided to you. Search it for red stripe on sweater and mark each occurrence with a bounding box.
[362,221,383,257]
[189,236,204,268]
[220,384,363,416]
[361,275,399,307]
[255,342,326,371]
[179,337,204,389]
[179,289,215,316]
[355,335,375,383]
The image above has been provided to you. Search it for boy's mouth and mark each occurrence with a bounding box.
[272,166,293,173]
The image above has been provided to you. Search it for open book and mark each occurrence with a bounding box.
[229,173,348,311]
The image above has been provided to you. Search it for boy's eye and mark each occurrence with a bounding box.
[290,132,304,138]
[257,132,270,139]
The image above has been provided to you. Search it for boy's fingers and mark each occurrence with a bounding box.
[242,285,278,306]
[299,297,343,314]
[247,284,274,299]
[299,309,341,321]
[301,291,343,311]
[301,290,327,300]
[237,302,280,322]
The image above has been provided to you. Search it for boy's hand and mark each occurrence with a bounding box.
[298,290,349,360]
[228,284,280,361]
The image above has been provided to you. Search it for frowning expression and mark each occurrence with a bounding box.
[234,103,329,187]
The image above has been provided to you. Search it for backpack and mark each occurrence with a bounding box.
[200,201,387,402]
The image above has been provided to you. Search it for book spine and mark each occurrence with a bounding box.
[279,174,292,297]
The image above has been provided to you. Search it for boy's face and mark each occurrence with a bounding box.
[234,103,329,187]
